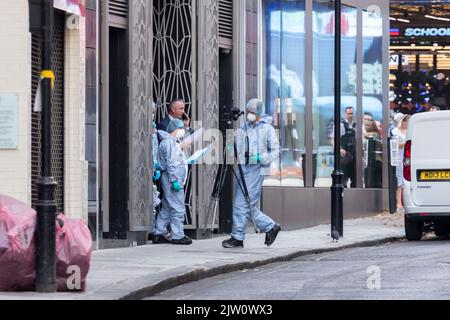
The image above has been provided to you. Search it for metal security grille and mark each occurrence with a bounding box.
[219,0,233,48]
[153,0,194,228]
[31,32,42,211]
[31,11,65,213]
[109,0,128,27]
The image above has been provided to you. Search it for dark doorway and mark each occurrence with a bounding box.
[218,48,234,234]
[105,27,129,240]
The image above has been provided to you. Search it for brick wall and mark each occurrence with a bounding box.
[0,0,32,204]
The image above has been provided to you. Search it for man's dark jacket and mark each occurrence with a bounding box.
[157,116,171,132]
[157,115,194,135]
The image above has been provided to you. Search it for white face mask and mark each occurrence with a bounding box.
[247,113,257,123]
[175,129,185,139]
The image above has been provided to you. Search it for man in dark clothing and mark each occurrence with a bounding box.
[157,99,191,132]
[341,107,356,188]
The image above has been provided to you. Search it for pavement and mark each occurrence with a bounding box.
[0,213,405,300]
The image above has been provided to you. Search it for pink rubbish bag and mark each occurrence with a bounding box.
[0,195,37,291]
[0,194,93,292]
[56,214,92,292]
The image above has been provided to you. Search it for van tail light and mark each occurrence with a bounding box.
[404,140,412,182]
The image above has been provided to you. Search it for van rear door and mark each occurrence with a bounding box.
[411,112,450,206]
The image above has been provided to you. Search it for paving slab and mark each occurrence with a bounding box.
[0,214,405,300]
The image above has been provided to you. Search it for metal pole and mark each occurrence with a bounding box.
[331,0,344,237]
[36,0,57,293]
[387,137,397,214]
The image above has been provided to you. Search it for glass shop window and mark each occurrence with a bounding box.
[263,0,306,188]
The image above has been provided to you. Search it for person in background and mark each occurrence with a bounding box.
[365,118,384,187]
[341,107,356,188]
[151,102,162,238]
[416,101,430,113]
[430,106,441,112]
[363,112,374,137]
[222,99,281,249]
[153,119,192,245]
[391,113,404,135]
[364,118,380,141]
[391,115,410,214]
[157,99,191,132]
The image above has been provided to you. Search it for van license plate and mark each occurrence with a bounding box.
[418,170,450,182]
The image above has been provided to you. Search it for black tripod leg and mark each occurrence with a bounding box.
[203,163,225,234]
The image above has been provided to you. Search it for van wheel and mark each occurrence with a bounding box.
[434,223,450,238]
[405,216,423,241]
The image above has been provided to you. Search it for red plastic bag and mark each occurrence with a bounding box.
[0,195,36,291]
[56,214,92,292]
[0,194,92,292]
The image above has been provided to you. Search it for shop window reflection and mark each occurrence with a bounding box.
[362,10,384,189]
[312,1,357,188]
[263,0,306,187]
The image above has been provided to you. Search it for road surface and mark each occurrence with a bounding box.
[146,238,450,300]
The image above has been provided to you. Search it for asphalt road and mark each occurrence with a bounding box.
[146,238,450,300]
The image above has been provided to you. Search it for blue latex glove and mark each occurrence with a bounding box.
[187,159,195,165]
[172,180,181,192]
[153,170,161,182]
[154,160,160,171]
[249,153,262,164]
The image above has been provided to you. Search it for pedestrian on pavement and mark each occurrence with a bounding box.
[392,114,410,214]
[222,99,282,249]
[153,119,193,245]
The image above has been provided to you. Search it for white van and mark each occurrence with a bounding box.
[403,111,450,241]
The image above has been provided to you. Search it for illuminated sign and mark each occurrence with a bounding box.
[405,28,450,37]
[390,28,400,37]
[390,55,409,66]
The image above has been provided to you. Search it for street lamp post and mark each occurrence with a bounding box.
[35,0,58,293]
[331,0,344,238]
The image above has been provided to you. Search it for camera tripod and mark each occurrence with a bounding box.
[202,109,260,236]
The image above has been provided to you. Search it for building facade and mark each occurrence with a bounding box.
[0,0,88,220]
[142,0,391,238]
[0,0,390,249]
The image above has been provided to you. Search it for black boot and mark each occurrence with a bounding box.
[222,237,244,249]
[171,236,193,245]
[152,235,171,244]
[265,224,281,247]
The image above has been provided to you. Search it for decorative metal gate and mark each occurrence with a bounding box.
[152,0,219,232]
[31,11,65,213]
[152,0,195,227]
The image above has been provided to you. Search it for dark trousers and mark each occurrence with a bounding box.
[342,161,356,188]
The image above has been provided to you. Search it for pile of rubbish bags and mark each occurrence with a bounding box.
[0,194,92,292]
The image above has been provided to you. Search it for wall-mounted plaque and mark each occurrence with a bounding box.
[0,94,18,149]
